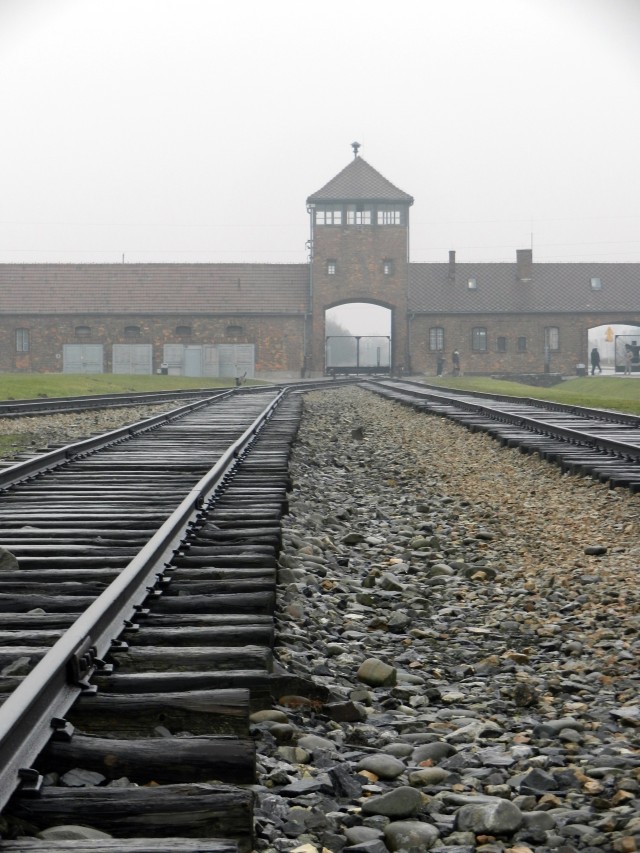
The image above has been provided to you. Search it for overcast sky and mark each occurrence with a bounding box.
[1,0,639,272]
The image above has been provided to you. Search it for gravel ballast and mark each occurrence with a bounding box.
[254,386,639,853]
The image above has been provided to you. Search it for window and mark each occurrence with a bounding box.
[429,327,444,351]
[327,259,337,275]
[382,259,394,276]
[16,328,29,352]
[472,327,487,352]
[591,277,602,290]
[468,277,477,290]
[544,327,560,351]
[377,206,402,225]
[517,336,527,352]
[175,325,192,336]
[316,207,342,225]
[226,325,243,336]
[497,336,507,352]
[75,325,91,338]
[346,205,372,225]
[124,325,141,338]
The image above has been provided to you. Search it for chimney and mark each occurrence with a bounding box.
[448,250,456,281]
[516,248,532,282]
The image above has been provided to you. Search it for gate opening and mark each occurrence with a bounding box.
[325,304,391,376]
[588,323,640,374]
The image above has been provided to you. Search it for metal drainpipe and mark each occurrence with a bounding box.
[305,204,315,376]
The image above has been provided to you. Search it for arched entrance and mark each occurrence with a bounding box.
[324,302,392,376]
[588,322,640,374]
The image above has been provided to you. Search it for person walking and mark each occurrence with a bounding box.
[452,350,460,376]
[624,347,633,375]
[590,347,602,375]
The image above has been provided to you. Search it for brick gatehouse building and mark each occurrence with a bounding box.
[1,148,638,379]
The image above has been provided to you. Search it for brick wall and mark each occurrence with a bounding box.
[310,224,409,373]
[410,312,640,376]
[0,314,306,374]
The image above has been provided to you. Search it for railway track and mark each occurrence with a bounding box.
[0,378,637,849]
[364,379,640,492]
[0,387,323,852]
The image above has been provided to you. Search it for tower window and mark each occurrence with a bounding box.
[124,325,141,338]
[316,207,342,225]
[327,259,337,275]
[226,325,244,336]
[517,336,527,352]
[383,259,394,276]
[497,336,507,352]
[591,277,602,290]
[468,277,477,290]
[377,207,403,225]
[346,205,372,225]
[75,325,91,338]
[175,325,192,336]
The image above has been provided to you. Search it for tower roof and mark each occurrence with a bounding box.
[307,156,413,205]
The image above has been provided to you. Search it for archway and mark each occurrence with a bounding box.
[588,322,640,374]
[325,303,392,375]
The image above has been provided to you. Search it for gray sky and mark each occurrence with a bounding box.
[1,0,639,272]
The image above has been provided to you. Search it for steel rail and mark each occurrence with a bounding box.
[0,377,354,419]
[365,380,640,461]
[0,394,237,490]
[0,388,230,418]
[0,388,287,811]
[382,378,640,426]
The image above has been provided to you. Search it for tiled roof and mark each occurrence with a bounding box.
[307,156,414,204]
[0,264,310,315]
[409,262,640,314]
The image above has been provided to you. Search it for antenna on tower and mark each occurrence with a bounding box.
[351,141,361,158]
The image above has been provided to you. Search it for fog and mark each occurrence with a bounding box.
[0,0,638,268]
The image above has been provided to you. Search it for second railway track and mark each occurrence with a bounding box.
[364,380,640,492]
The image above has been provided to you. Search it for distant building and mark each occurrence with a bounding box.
[1,148,638,378]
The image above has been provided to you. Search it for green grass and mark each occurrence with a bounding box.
[424,376,640,415]
[0,373,261,401]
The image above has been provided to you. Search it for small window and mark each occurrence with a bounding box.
[497,336,507,353]
[517,336,527,352]
[383,259,394,276]
[327,259,337,275]
[429,327,444,352]
[591,277,602,290]
[316,208,342,225]
[124,325,141,338]
[468,277,477,290]
[472,327,487,352]
[226,325,243,336]
[346,205,372,225]
[75,325,91,338]
[377,206,402,225]
[16,328,30,352]
[175,325,192,336]
[545,327,560,351]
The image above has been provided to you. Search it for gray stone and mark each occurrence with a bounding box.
[455,798,523,834]
[356,754,406,779]
[384,819,440,850]
[361,785,423,818]
[357,657,397,687]
[38,826,112,840]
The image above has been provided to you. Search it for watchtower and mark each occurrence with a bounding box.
[305,144,414,375]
